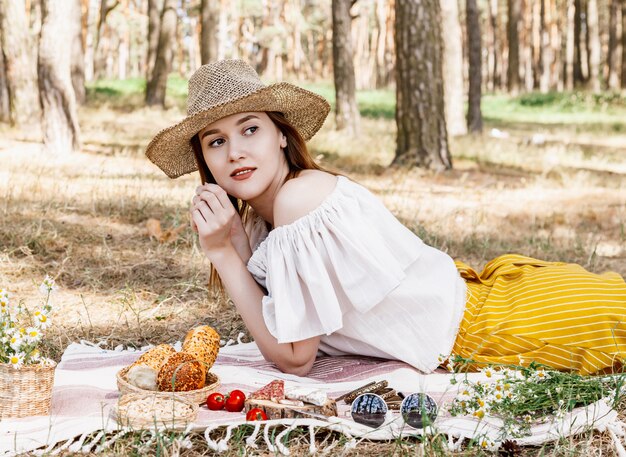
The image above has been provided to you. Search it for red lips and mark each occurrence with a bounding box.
[230,167,256,177]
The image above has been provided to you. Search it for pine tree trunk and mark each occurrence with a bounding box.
[539,0,552,93]
[393,0,451,170]
[441,0,467,137]
[507,0,521,93]
[531,0,541,89]
[146,0,176,107]
[71,0,86,104]
[574,0,584,83]
[487,0,499,90]
[522,0,534,91]
[550,0,561,90]
[0,0,40,131]
[586,0,600,92]
[374,0,387,87]
[38,0,81,154]
[146,0,161,78]
[331,0,359,135]
[466,0,483,133]
[622,1,626,88]
[0,35,10,123]
[583,0,590,81]
[94,0,119,79]
[607,0,620,89]
[200,0,218,65]
[565,0,575,90]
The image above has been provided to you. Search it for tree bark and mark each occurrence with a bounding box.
[607,0,620,90]
[539,0,552,93]
[146,0,177,107]
[441,0,466,136]
[507,0,521,93]
[200,0,219,65]
[331,0,359,135]
[522,0,535,91]
[565,0,575,90]
[466,0,482,133]
[0,0,40,130]
[393,0,451,170]
[71,0,85,104]
[94,0,119,79]
[622,1,626,88]
[586,0,600,92]
[487,0,499,90]
[38,0,81,154]
[573,0,584,83]
[0,34,10,123]
[146,0,161,78]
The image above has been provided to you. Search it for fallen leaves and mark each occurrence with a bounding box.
[146,218,186,243]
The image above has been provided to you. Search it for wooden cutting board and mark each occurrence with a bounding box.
[244,398,337,420]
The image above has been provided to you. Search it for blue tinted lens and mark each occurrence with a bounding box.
[400,393,438,429]
[350,393,387,428]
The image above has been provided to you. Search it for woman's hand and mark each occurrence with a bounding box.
[190,184,251,262]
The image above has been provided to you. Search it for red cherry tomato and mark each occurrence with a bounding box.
[224,389,246,412]
[246,408,268,421]
[206,392,225,410]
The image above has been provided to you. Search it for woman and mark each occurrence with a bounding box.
[146,59,626,377]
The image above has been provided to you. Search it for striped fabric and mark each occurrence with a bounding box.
[452,254,626,375]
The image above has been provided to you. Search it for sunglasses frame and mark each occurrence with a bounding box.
[349,392,438,429]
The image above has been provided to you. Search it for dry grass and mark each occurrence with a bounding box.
[1,97,625,455]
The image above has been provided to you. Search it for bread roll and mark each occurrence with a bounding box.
[181,325,220,371]
[132,344,176,372]
[126,363,158,391]
[157,352,206,392]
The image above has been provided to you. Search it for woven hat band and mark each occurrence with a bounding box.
[187,60,266,116]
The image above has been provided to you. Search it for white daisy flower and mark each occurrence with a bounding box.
[9,352,25,369]
[479,437,496,450]
[34,310,51,329]
[29,348,41,362]
[480,367,495,378]
[9,334,24,351]
[39,276,57,295]
[25,326,41,343]
[530,368,549,382]
[0,300,9,315]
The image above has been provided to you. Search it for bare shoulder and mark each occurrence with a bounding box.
[273,170,339,227]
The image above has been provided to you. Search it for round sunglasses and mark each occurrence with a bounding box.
[349,392,438,429]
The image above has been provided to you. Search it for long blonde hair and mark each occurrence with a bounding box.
[191,111,336,294]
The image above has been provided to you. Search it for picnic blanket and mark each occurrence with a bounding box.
[2,336,626,456]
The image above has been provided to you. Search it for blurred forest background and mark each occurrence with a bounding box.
[1,0,626,164]
[0,0,625,359]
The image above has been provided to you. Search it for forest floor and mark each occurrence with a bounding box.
[1,82,625,455]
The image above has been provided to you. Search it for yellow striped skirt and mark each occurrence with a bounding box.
[452,254,626,375]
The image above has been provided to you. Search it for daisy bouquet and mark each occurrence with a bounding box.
[0,276,55,369]
[446,356,626,441]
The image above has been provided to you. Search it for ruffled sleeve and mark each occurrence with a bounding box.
[247,176,426,344]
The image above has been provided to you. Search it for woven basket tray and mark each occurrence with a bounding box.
[117,365,220,405]
[114,393,198,429]
[0,359,57,419]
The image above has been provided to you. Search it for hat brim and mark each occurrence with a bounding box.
[145,82,331,179]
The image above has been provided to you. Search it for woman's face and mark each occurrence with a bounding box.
[198,111,288,201]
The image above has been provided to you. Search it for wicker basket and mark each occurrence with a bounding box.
[114,393,198,429]
[0,359,57,419]
[117,365,220,405]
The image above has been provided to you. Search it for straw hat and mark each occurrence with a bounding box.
[145,59,331,178]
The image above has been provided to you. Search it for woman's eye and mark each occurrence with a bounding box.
[244,126,258,135]
[208,138,225,148]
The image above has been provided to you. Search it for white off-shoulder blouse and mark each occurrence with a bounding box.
[246,175,467,373]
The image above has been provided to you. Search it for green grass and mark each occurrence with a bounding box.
[86,74,626,130]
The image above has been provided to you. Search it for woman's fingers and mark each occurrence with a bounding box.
[198,190,223,212]
[196,183,234,211]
